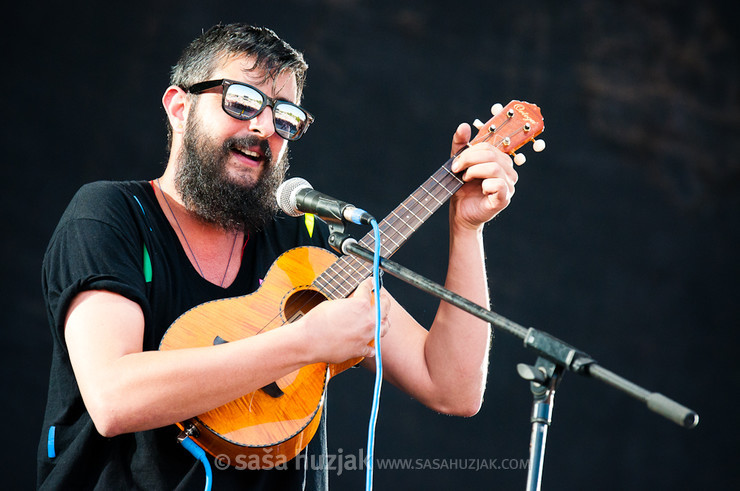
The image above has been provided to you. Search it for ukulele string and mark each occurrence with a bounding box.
[247,249,384,335]
[247,129,507,337]
[265,160,459,327]
[247,254,376,338]
[255,126,535,330]
[249,282,336,336]
[475,114,530,153]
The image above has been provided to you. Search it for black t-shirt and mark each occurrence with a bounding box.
[38,180,334,490]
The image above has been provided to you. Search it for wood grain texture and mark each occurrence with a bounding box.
[160,246,362,466]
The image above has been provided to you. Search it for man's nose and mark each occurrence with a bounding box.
[246,105,276,139]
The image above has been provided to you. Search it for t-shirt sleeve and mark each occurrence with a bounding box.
[42,182,150,348]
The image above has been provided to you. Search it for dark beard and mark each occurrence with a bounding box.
[175,116,288,232]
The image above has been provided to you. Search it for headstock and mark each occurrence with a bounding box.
[470,101,545,165]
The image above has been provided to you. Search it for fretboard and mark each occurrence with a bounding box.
[313,157,463,299]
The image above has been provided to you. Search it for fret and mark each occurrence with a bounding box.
[380,213,409,245]
[419,182,445,206]
[322,256,370,298]
[311,275,335,299]
[314,158,463,297]
[376,222,404,251]
[439,162,460,180]
[336,257,371,284]
[407,193,434,216]
[427,174,458,200]
[309,99,544,299]
[396,201,423,228]
[158,100,544,466]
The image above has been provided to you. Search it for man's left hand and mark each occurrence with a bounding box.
[449,122,518,230]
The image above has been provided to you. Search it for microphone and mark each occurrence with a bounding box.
[276,177,375,225]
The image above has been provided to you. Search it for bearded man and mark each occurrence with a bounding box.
[38,23,518,490]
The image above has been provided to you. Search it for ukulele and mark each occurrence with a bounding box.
[159,101,545,468]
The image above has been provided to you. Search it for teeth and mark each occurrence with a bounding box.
[236,147,261,159]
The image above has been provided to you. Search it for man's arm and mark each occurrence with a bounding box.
[363,122,517,416]
[65,279,389,437]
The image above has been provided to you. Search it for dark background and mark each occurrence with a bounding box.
[4,0,738,489]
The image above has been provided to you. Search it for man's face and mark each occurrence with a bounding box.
[175,56,299,231]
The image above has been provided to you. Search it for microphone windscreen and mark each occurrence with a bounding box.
[275,177,312,216]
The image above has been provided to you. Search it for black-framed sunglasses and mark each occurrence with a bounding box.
[185,79,314,141]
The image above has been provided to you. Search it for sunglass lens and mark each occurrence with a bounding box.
[274,103,309,140]
[221,82,310,140]
[223,84,263,120]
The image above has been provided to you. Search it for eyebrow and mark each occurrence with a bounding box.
[238,64,298,102]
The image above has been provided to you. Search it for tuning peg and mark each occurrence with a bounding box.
[532,139,546,152]
[473,118,484,129]
[513,153,527,166]
[491,103,503,116]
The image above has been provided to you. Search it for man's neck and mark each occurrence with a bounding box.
[153,175,244,287]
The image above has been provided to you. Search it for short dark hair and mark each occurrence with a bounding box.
[166,23,309,148]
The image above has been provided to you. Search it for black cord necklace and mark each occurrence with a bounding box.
[156,179,237,287]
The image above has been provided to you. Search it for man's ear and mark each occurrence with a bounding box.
[162,85,189,135]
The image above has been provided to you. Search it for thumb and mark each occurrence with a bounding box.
[352,278,373,298]
[450,122,472,157]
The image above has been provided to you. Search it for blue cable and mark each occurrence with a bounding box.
[178,220,381,491]
[180,436,213,491]
[365,219,383,490]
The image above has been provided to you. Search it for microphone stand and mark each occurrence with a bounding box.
[329,231,699,490]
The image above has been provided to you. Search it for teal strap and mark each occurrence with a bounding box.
[143,244,152,283]
[47,425,56,459]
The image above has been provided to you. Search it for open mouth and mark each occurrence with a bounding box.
[231,145,264,166]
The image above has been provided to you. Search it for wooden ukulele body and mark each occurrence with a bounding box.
[160,246,359,467]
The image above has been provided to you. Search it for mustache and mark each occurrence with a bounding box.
[224,134,273,164]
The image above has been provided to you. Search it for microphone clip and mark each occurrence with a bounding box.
[326,221,355,255]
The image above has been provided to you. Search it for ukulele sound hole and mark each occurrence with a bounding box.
[284,288,328,323]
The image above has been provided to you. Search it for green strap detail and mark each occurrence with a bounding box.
[143,243,152,283]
